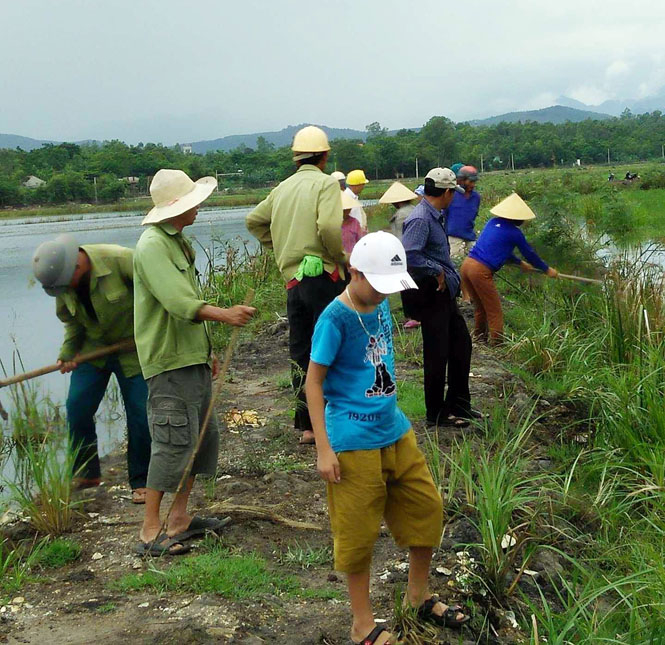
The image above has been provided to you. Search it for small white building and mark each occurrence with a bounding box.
[181,144,193,154]
[121,176,140,185]
[23,175,46,188]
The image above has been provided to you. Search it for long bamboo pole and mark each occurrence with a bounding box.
[150,289,255,549]
[556,272,604,285]
[0,339,136,388]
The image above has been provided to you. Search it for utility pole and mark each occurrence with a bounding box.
[662,143,664,159]
[511,153,515,171]
[93,176,98,204]
[480,154,484,173]
[415,156,419,179]
[607,148,610,165]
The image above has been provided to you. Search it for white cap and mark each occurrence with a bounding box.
[330,171,346,181]
[349,231,418,294]
[425,167,465,194]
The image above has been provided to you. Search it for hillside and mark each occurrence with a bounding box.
[557,87,665,116]
[189,124,370,154]
[469,105,611,126]
[0,133,56,151]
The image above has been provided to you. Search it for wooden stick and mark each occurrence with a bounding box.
[0,339,136,388]
[557,272,604,285]
[209,502,322,531]
[153,289,255,546]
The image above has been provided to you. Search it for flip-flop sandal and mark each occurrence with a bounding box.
[131,488,147,504]
[170,515,232,542]
[134,534,191,557]
[417,597,470,628]
[352,625,397,645]
[438,414,470,428]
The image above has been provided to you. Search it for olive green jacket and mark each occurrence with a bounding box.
[246,164,346,282]
[56,244,140,377]
[133,223,211,380]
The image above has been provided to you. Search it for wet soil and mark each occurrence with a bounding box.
[0,308,574,645]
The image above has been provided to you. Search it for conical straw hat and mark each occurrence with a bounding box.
[341,190,358,210]
[379,182,418,205]
[489,192,536,221]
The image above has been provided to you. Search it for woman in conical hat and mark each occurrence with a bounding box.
[460,193,558,344]
[378,181,418,241]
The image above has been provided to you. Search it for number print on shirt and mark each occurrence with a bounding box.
[363,332,396,398]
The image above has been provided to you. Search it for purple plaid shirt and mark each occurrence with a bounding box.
[402,198,461,298]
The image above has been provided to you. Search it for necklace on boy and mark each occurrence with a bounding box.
[345,287,382,338]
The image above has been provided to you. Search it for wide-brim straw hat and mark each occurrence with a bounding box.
[379,181,418,205]
[490,192,536,221]
[142,169,217,225]
[341,190,358,210]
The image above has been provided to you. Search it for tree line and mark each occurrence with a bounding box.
[1,109,664,207]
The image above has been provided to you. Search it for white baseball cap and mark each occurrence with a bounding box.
[349,231,418,294]
[425,167,465,194]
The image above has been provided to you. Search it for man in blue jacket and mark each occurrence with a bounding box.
[447,165,481,260]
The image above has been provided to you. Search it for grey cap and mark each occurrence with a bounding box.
[32,234,79,297]
[425,167,465,194]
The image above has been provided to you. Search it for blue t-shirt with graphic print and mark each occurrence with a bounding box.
[310,297,410,453]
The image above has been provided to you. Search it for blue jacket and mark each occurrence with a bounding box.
[446,190,481,240]
[402,198,460,298]
[468,217,549,273]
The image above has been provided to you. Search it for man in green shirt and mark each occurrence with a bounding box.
[246,126,346,445]
[32,237,151,502]
[134,168,255,555]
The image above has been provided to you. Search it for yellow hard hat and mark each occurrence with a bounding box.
[346,169,369,186]
[490,193,536,221]
[291,126,330,161]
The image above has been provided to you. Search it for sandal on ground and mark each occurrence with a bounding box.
[169,515,232,542]
[456,408,487,420]
[299,430,316,445]
[428,414,469,429]
[134,534,191,557]
[352,625,397,645]
[417,596,470,628]
[131,488,147,504]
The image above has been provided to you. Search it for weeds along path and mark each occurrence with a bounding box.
[1,307,588,645]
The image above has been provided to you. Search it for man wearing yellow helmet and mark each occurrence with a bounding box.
[344,169,369,231]
[246,126,346,444]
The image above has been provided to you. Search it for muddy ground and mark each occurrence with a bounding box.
[0,308,574,645]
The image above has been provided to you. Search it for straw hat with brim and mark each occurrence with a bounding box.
[379,182,418,205]
[341,191,358,210]
[142,169,217,226]
[490,192,536,221]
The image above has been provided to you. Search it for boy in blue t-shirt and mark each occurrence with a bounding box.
[305,232,470,644]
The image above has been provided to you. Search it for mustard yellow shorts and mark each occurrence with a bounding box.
[327,429,443,573]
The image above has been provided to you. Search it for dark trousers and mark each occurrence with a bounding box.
[66,356,152,488]
[286,275,344,431]
[402,277,472,422]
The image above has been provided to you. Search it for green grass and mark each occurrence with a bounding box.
[278,541,332,569]
[113,541,338,600]
[30,538,81,568]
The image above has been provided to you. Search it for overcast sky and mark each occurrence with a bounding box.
[2,0,665,144]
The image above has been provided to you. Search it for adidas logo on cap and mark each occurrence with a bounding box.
[390,254,403,266]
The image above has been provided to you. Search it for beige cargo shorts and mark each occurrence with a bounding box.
[145,363,219,492]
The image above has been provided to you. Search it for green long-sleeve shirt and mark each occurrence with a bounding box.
[55,244,140,377]
[246,164,346,282]
[133,223,211,379]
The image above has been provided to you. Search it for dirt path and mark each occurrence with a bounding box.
[1,311,568,644]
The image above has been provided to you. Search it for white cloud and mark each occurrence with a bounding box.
[605,60,630,80]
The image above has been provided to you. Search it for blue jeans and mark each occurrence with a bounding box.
[66,356,151,489]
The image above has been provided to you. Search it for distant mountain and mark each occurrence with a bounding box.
[469,105,611,126]
[557,88,665,116]
[0,133,57,151]
[189,124,369,154]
